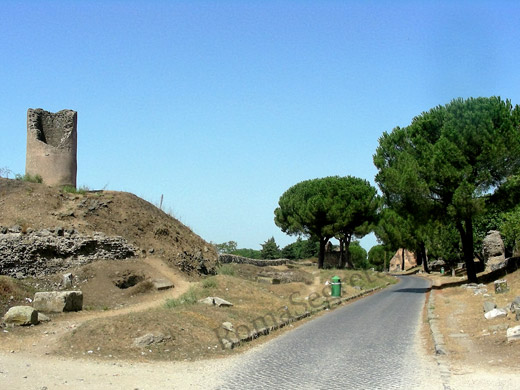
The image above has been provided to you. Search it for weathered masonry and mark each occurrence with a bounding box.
[25,108,77,187]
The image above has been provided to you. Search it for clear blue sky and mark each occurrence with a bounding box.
[1,1,519,252]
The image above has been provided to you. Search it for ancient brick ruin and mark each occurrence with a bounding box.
[25,108,77,187]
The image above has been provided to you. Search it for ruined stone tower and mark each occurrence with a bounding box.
[25,108,77,187]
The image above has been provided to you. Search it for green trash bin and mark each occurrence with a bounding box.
[331,276,341,297]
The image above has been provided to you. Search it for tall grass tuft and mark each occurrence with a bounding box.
[15,173,43,183]
[217,264,235,276]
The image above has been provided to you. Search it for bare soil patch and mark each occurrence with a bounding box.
[432,269,520,371]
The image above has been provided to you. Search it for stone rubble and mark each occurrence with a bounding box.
[506,325,520,342]
[198,297,233,307]
[484,308,508,320]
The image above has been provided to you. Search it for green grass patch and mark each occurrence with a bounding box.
[15,173,43,183]
[165,286,202,308]
[217,264,236,276]
[61,185,89,194]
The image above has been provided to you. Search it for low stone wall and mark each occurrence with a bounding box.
[218,254,288,267]
[0,226,137,278]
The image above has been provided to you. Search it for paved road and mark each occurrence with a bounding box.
[218,276,437,390]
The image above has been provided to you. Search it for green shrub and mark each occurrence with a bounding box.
[217,264,235,276]
[165,286,201,308]
[62,185,88,195]
[15,173,43,183]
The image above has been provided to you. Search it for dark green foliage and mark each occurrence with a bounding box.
[213,241,238,254]
[260,236,281,259]
[374,97,520,282]
[348,241,369,269]
[230,248,262,259]
[367,245,394,271]
[281,237,319,260]
[500,205,520,256]
[15,173,43,183]
[275,176,378,269]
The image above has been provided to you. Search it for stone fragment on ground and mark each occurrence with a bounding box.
[222,322,234,331]
[256,276,281,284]
[62,273,73,288]
[511,296,520,312]
[2,306,39,326]
[494,279,509,294]
[33,291,83,313]
[152,279,174,290]
[133,332,170,347]
[482,230,506,271]
[484,308,508,320]
[506,325,520,342]
[483,301,497,313]
[38,313,51,322]
[199,297,233,307]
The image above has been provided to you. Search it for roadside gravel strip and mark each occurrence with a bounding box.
[426,288,452,390]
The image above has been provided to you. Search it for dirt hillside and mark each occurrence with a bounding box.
[0,178,218,276]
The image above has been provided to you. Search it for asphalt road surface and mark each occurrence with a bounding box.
[218,276,437,390]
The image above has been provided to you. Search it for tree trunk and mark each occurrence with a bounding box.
[416,248,423,266]
[338,238,345,268]
[421,242,430,273]
[401,248,405,271]
[318,237,328,269]
[383,252,387,272]
[456,219,478,283]
[344,234,354,269]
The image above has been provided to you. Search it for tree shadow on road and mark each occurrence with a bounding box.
[393,287,431,294]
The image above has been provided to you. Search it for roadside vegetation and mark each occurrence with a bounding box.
[15,173,43,183]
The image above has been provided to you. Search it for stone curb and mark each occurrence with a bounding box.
[427,287,452,390]
[222,282,391,349]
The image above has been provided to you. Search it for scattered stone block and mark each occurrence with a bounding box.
[483,301,497,313]
[38,313,51,322]
[484,308,508,320]
[2,306,39,326]
[199,296,233,307]
[133,333,168,347]
[33,291,83,313]
[483,230,506,270]
[152,279,174,291]
[222,322,234,332]
[506,325,520,342]
[63,273,73,288]
[494,279,509,294]
[257,276,281,284]
[512,296,520,312]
